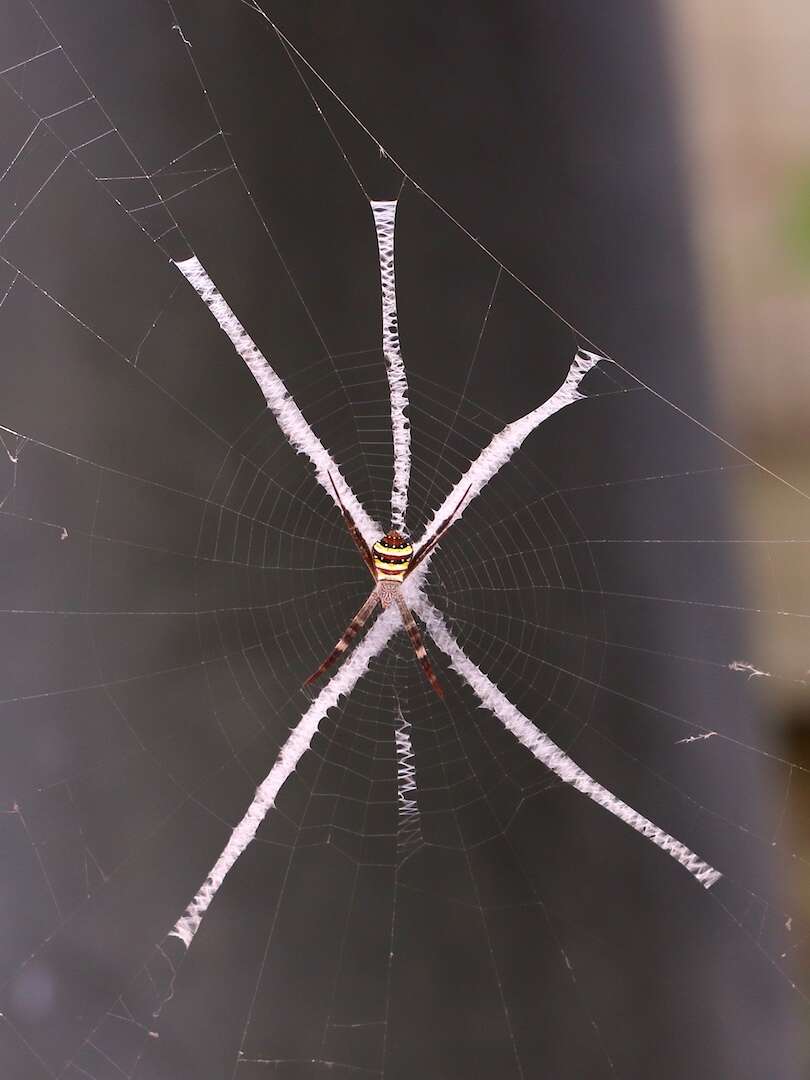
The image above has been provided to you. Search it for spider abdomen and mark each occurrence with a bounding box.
[372,531,413,583]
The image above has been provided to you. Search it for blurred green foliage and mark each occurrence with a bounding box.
[784,166,810,276]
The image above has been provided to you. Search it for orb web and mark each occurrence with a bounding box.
[0,3,807,1079]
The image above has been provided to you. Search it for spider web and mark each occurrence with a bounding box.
[0,2,807,1078]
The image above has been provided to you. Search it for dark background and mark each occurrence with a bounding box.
[0,2,802,1077]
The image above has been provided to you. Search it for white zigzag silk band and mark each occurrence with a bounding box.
[170,606,401,947]
[173,234,717,959]
[175,255,381,547]
[394,708,422,855]
[371,200,410,532]
[415,597,722,890]
[417,349,602,555]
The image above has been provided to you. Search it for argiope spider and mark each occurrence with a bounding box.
[304,474,471,696]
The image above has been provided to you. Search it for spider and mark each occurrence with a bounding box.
[304,474,471,697]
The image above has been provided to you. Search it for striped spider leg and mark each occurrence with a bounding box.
[304,589,381,686]
[328,472,377,582]
[393,590,444,698]
[406,483,472,576]
[305,476,470,695]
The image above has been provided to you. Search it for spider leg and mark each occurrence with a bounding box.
[304,589,380,686]
[395,592,444,698]
[406,483,472,576]
[329,472,376,580]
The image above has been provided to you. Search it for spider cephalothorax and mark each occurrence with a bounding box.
[303,476,471,697]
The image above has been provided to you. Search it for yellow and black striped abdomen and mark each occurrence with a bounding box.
[373,533,413,582]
